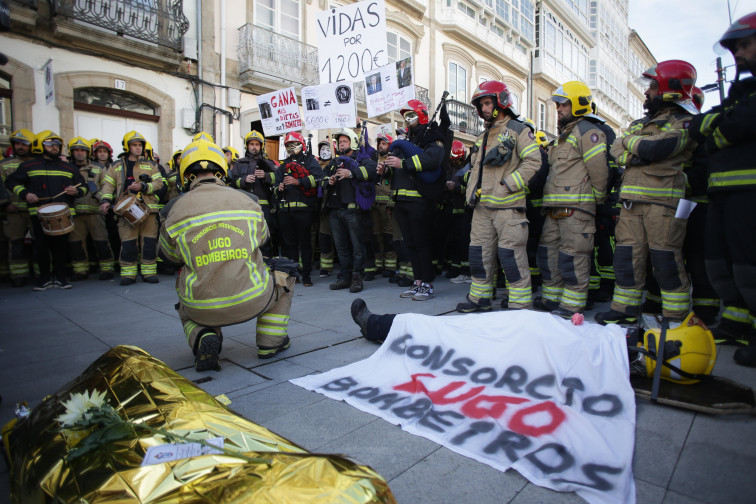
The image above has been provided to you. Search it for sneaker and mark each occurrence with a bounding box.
[412,283,435,301]
[302,275,313,287]
[54,278,72,290]
[319,270,331,278]
[143,276,160,284]
[258,336,290,360]
[450,274,472,284]
[120,277,136,286]
[195,332,221,371]
[33,279,53,291]
[594,309,638,326]
[456,295,492,313]
[400,283,420,298]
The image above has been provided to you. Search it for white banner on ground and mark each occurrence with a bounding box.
[302,82,357,130]
[365,57,415,118]
[256,87,302,137]
[291,310,636,504]
[316,0,387,83]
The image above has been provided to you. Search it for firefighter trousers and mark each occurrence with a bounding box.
[68,214,114,275]
[3,211,30,279]
[610,202,690,319]
[468,206,531,308]
[117,214,159,279]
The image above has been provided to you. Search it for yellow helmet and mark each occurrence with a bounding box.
[32,130,64,155]
[193,132,215,143]
[10,129,35,146]
[222,146,240,162]
[520,117,536,133]
[535,131,549,148]
[551,81,594,117]
[68,136,91,155]
[144,141,154,160]
[122,130,147,152]
[168,149,183,170]
[334,128,359,152]
[642,313,717,385]
[244,130,265,147]
[179,138,228,185]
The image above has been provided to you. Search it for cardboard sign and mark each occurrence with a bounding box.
[256,87,302,137]
[302,82,357,130]
[317,0,388,83]
[365,57,415,118]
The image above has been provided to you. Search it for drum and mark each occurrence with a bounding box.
[114,194,150,226]
[37,203,74,236]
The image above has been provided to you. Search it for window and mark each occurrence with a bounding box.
[449,62,468,102]
[537,12,589,84]
[256,0,300,40]
[387,32,412,63]
[538,101,546,131]
[457,1,476,19]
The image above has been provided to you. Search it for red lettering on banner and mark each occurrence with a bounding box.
[509,401,566,437]
[427,382,485,405]
[461,394,529,419]
[393,373,435,394]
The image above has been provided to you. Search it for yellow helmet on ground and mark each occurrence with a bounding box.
[179,139,228,186]
[10,129,35,146]
[193,132,215,143]
[122,130,147,152]
[551,81,594,117]
[223,146,240,162]
[642,312,717,385]
[32,130,64,155]
[244,130,265,147]
[535,131,549,148]
[334,128,359,151]
[68,137,91,155]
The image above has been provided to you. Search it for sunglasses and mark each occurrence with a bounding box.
[403,111,419,124]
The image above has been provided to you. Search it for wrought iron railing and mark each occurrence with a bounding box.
[446,99,483,136]
[237,23,319,87]
[51,0,189,51]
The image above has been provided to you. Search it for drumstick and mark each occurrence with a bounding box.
[37,183,82,201]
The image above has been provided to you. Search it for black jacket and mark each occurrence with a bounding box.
[323,150,377,210]
[6,156,87,216]
[229,154,278,204]
[274,152,323,211]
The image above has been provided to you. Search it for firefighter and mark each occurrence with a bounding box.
[316,138,335,277]
[455,81,541,313]
[66,137,114,280]
[443,140,473,283]
[158,138,295,370]
[6,131,88,290]
[0,129,35,287]
[370,133,397,281]
[99,131,164,285]
[222,146,240,171]
[537,81,608,318]
[275,131,323,287]
[595,60,699,325]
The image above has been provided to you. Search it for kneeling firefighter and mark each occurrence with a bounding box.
[157,138,297,371]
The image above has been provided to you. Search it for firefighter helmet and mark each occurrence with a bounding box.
[642,312,717,385]
[179,139,228,185]
[471,81,513,118]
[144,141,155,160]
[168,149,183,170]
[718,11,756,52]
[223,146,240,163]
[450,140,466,161]
[376,132,393,146]
[193,132,215,143]
[32,130,64,155]
[283,131,306,156]
[520,117,537,133]
[551,81,594,117]
[10,129,35,146]
[245,130,265,147]
[68,137,91,155]
[400,99,429,125]
[333,128,359,152]
[92,140,113,155]
[691,86,705,111]
[122,131,147,152]
[640,60,697,102]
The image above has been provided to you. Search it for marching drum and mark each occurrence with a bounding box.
[114,195,150,226]
[37,203,74,236]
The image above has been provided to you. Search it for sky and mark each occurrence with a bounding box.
[627,0,750,108]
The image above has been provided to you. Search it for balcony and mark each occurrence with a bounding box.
[446,99,483,137]
[237,24,319,93]
[51,0,190,51]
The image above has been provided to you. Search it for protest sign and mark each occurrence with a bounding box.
[302,82,357,130]
[365,57,415,118]
[256,87,302,137]
[317,0,388,83]
[292,310,636,504]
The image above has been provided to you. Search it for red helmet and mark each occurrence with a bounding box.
[691,86,705,111]
[399,99,429,125]
[718,12,756,52]
[376,133,393,146]
[641,60,697,101]
[92,140,113,155]
[471,81,512,118]
[283,131,306,149]
[450,140,467,161]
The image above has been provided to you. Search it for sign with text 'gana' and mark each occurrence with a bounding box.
[256,87,302,137]
[317,0,387,84]
[302,82,357,130]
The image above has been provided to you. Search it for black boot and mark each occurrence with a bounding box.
[349,272,364,293]
[330,275,351,290]
[351,298,373,338]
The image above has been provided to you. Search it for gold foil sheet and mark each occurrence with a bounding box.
[4,345,396,503]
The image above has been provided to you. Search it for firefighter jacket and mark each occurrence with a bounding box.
[465,115,542,210]
[73,162,105,214]
[229,154,277,207]
[385,124,445,203]
[322,150,377,210]
[163,169,181,203]
[101,156,164,213]
[371,151,392,206]
[611,105,697,207]
[691,76,756,193]
[0,157,31,213]
[543,117,608,215]
[5,156,87,216]
[157,177,274,328]
[274,152,323,211]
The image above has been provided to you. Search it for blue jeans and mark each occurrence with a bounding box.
[329,208,364,278]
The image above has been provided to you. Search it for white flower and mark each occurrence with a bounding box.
[56,390,108,427]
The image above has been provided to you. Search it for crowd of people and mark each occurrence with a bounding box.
[1,12,754,371]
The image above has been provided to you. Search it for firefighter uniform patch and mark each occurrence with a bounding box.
[590,133,599,143]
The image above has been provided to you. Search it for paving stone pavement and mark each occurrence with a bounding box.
[1,272,755,504]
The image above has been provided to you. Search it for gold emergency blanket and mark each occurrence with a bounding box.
[4,345,396,503]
